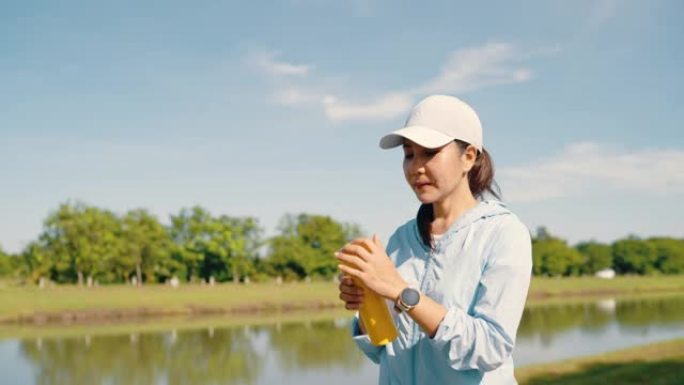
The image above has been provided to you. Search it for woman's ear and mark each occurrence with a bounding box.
[462,145,478,172]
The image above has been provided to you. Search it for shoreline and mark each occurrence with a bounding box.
[516,338,684,384]
[1,276,683,326]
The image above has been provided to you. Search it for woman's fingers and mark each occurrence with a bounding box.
[338,263,364,280]
[338,277,364,310]
[339,281,364,295]
[338,243,373,262]
[351,238,376,254]
[339,291,364,303]
[335,251,367,270]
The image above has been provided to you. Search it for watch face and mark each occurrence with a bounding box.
[401,288,420,307]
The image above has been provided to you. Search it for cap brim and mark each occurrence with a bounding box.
[379,126,454,150]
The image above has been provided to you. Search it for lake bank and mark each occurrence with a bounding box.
[1,275,682,325]
[516,337,684,385]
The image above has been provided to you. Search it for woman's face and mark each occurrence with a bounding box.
[402,139,477,204]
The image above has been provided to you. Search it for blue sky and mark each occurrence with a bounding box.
[2,0,683,254]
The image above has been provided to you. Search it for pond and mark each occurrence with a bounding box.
[1,294,683,385]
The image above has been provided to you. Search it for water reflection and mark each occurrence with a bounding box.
[20,326,263,385]
[5,294,684,385]
[517,295,684,346]
[268,320,364,372]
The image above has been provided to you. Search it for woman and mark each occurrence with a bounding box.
[336,95,532,385]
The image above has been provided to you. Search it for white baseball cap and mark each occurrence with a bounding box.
[379,95,483,152]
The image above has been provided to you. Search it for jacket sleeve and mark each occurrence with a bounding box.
[426,216,533,371]
[350,312,383,364]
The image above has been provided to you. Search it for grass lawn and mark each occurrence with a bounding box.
[516,338,684,385]
[0,280,341,323]
[0,275,682,323]
[529,275,684,297]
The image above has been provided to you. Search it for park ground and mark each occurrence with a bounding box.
[0,275,683,324]
[516,338,684,385]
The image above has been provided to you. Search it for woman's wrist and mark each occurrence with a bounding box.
[388,280,409,301]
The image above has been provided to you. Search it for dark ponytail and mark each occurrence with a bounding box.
[417,140,501,248]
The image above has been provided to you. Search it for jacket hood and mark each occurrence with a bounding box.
[411,199,512,249]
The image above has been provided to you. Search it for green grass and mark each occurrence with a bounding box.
[0,275,682,323]
[516,338,684,385]
[0,307,351,340]
[529,275,684,297]
[0,281,341,322]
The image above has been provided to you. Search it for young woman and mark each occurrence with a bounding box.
[336,95,532,385]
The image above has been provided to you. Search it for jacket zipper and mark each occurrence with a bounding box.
[412,247,434,385]
[414,251,433,342]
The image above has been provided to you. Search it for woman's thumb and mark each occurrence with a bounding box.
[372,233,381,246]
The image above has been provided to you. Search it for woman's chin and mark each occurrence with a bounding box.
[414,192,437,204]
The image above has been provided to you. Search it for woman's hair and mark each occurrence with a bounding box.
[416,139,501,248]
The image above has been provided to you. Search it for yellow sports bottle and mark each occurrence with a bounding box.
[342,243,398,346]
[357,280,398,345]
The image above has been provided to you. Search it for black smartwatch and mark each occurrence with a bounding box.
[394,287,420,313]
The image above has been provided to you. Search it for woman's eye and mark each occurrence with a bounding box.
[403,153,413,159]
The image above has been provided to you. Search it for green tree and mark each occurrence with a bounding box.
[266,214,363,280]
[118,209,175,285]
[18,241,53,284]
[532,228,583,276]
[169,207,212,282]
[170,207,263,282]
[576,241,613,275]
[199,215,261,283]
[612,236,658,275]
[649,237,684,274]
[41,202,122,284]
[0,245,14,277]
[222,216,262,283]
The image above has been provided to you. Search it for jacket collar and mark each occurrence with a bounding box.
[412,199,511,251]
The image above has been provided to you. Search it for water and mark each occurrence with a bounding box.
[1,294,683,385]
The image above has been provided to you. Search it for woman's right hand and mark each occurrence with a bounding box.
[338,273,365,310]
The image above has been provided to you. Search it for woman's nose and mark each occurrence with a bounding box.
[407,158,426,175]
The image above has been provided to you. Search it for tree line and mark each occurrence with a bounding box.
[0,202,682,285]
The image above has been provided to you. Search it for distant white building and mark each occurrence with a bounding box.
[595,268,616,279]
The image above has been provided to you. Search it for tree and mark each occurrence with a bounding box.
[170,207,263,282]
[266,214,363,280]
[118,209,175,285]
[649,237,684,274]
[532,229,583,277]
[169,207,213,282]
[199,215,261,283]
[0,245,14,277]
[222,216,262,283]
[612,237,658,275]
[18,241,53,284]
[41,202,122,285]
[576,241,613,275]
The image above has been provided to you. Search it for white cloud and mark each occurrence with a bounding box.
[499,142,684,203]
[588,0,621,29]
[249,49,312,76]
[322,93,413,121]
[417,42,533,95]
[251,42,556,121]
[270,86,322,106]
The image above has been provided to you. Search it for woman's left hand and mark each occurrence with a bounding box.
[335,234,408,300]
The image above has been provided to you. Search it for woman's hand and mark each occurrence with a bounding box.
[335,234,408,300]
[338,273,364,310]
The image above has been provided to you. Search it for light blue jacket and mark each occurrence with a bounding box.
[352,200,532,385]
